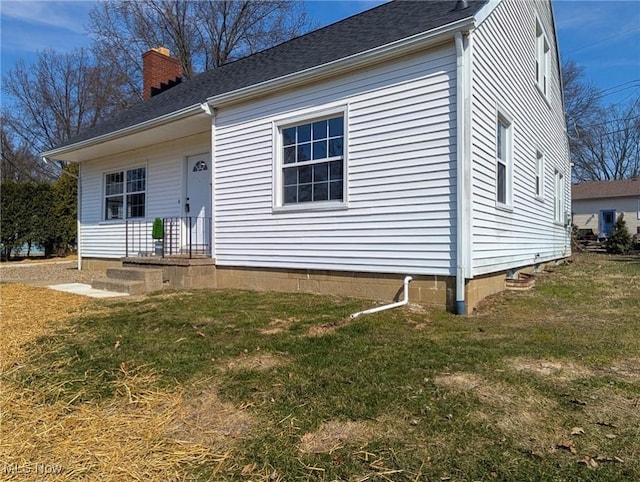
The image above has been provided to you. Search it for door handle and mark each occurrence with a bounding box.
[185,197,190,213]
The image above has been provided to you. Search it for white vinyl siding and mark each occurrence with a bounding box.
[470,0,571,275]
[214,45,458,275]
[80,132,209,258]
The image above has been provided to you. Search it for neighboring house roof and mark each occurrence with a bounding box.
[53,0,487,151]
[572,179,640,200]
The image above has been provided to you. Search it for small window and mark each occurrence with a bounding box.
[535,151,544,198]
[496,113,512,206]
[554,169,564,223]
[278,113,345,206]
[104,167,146,220]
[536,20,550,96]
[193,160,208,172]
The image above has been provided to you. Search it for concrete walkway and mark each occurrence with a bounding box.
[47,283,129,298]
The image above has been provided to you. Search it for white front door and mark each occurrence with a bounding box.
[185,153,212,254]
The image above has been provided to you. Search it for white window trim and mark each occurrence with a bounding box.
[535,150,545,201]
[102,164,147,222]
[495,108,513,210]
[535,17,550,100]
[272,105,348,213]
[637,199,640,220]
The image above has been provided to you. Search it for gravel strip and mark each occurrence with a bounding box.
[0,260,103,286]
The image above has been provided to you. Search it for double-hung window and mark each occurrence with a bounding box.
[536,20,550,96]
[104,167,146,220]
[278,113,345,206]
[496,113,512,206]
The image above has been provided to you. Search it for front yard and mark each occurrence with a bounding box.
[1,253,639,481]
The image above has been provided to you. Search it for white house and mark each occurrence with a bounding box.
[572,179,640,239]
[42,0,571,313]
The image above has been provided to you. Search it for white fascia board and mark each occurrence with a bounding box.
[41,103,203,160]
[473,0,501,28]
[205,16,476,108]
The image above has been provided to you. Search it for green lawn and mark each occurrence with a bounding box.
[9,253,640,481]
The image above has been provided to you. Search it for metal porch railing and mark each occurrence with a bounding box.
[125,216,212,258]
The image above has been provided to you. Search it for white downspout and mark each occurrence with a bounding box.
[77,163,82,271]
[350,276,413,319]
[455,31,468,315]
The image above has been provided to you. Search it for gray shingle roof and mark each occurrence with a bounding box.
[572,179,640,200]
[56,0,487,150]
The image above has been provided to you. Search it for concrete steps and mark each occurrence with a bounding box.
[92,267,163,295]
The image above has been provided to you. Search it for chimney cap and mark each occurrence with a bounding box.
[151,47,170,57]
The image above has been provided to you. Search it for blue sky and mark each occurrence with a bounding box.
[1,0,639,105]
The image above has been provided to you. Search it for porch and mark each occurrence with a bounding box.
[120,216,216,290]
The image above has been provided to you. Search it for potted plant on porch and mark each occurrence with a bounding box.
[152,217,164,256]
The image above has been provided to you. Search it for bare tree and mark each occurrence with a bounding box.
[87,0,310,101]
[573,98,640,181]
[562,60,640,181]
[2,48,130,157]
[0,124,51,182]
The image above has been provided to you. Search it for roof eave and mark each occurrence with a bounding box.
[205,16,476,108]
[41,103,204,161]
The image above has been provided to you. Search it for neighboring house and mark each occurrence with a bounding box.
[42,0,571,314]
[572,179,640,239]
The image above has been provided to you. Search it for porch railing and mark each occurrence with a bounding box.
[125,216,212,258]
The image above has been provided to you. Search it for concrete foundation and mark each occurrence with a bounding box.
[80,257,560,313]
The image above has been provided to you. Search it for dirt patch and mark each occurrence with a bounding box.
[507,357,594,381]
[259,317,299,335]
[167,384,254,450]
[226,352,287,371]
[434,373,562,452]
[299,420,379,454]
[306,318,350,337]
[608,358,640,382]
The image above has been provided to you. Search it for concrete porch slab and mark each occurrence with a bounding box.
[47,283,130,298]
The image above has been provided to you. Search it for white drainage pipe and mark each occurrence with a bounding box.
[350,276,413,319]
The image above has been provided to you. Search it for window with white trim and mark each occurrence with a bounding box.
[535,150,544,198]
[104,167,146,220]
[278,114,345,206]
[554,168,564,223]
[496,113,512,206]
[536,20,550,96]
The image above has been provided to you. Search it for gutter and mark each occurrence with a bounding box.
[205,17,476,108]
[40,103,204,160]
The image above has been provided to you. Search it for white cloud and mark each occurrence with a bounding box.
[0,1,95,34]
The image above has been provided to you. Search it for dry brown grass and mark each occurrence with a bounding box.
[305,317,350,337]
[507,356,595,381]
[259,317,299,335]
[434,373,562,453]
[225,352,288,372]
[299,420,381,454]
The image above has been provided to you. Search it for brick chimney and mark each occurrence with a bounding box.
[142,47,182,100]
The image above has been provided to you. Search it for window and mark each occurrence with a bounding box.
[536,20,550,96]
[104,167,146,220]
[535,150,544,198]
[554,169,564,223]
[278,114,345,206]
[496,114,512,206]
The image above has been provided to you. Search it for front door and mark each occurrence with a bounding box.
[600,210,616,237]
[186,153,212,255]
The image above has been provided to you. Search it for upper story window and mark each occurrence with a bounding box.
[276,112,346,207]
[105,167,146,220]
[536,20,550,96]
[535,150,544,199]
[496,113,512,206]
